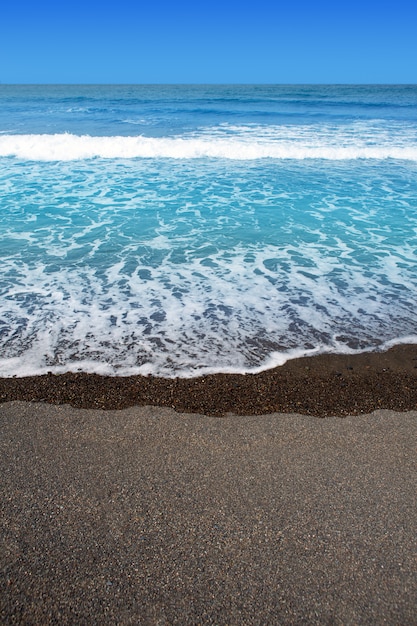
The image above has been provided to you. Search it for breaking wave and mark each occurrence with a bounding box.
[1,127,416,162]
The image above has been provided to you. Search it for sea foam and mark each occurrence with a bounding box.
[1,127,416,162]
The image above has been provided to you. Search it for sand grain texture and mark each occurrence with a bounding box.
[1,344,417,416]
[1,402,416,624]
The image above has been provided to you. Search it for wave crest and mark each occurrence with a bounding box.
[1,132,416,162]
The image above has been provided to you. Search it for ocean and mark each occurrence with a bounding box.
[1,84,417,378]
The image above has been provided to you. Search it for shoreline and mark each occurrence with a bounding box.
[1,343,417,416]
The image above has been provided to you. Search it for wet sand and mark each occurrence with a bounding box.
[1,400,417,624]
[1,344,417,416]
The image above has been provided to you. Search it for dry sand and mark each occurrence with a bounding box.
[1,401,416,624]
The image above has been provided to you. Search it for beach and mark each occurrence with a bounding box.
[1,344,417,624]
[1,84,417,624]
[1,399,416,624]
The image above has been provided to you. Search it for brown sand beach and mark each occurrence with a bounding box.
[1,344,417,624]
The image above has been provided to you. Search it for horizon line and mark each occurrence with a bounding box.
[1,82,417,87]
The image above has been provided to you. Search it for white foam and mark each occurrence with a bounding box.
[0,128,416,162]
[1,337,417,379]
[1,238,417,378]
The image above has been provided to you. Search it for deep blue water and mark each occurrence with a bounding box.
[1,85,417,377]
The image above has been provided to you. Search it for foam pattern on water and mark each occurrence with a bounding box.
[1,157,417,377]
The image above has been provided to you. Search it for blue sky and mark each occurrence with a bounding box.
[1,0,416,83]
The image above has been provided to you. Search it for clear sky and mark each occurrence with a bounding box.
[1,0,416,84]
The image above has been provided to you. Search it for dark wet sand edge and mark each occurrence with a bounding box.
[1,344,417,416]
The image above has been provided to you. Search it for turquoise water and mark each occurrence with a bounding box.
[1,85,417,377]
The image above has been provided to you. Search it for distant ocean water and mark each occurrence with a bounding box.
[1,84,417,378]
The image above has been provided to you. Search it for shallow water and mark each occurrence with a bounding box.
[1,85,417,376]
